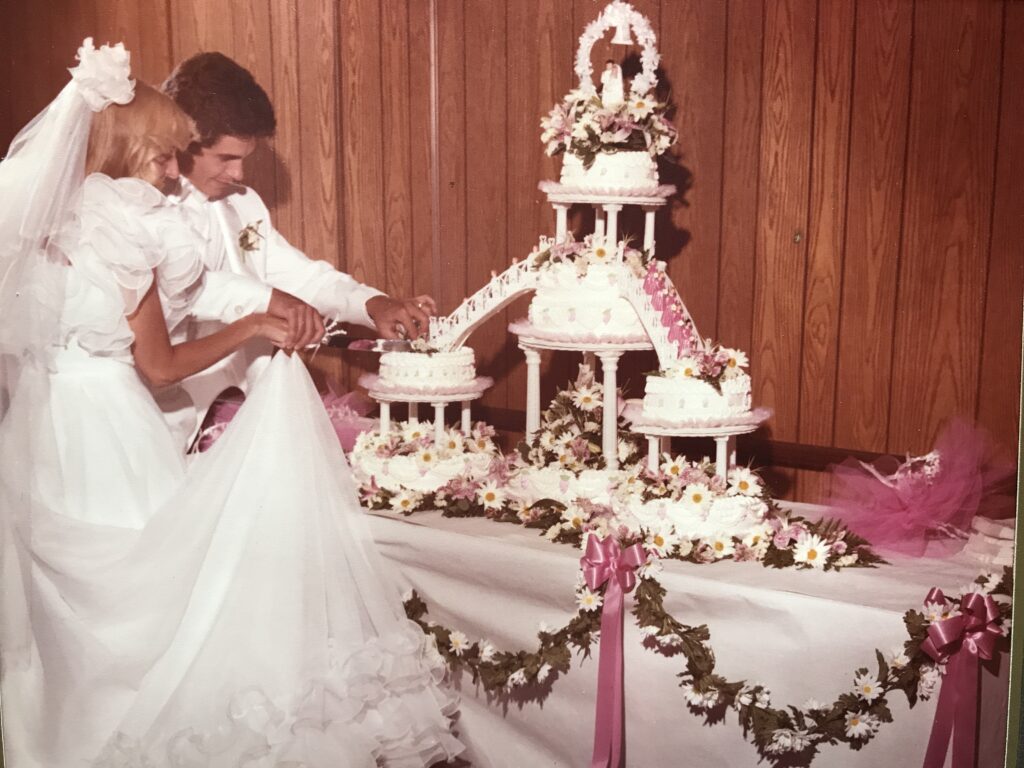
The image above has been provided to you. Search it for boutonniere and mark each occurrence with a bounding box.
[238,220,264,257]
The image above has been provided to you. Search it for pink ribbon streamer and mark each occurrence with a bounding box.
[581,536,648,768]
[920,588,1002,768]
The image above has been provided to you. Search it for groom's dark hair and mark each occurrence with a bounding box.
[162,52,276,147]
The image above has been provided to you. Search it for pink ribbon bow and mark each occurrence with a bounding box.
[581,536,648,768]
[920,588,1003,768]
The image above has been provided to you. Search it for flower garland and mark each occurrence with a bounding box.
[404,567,1011,764]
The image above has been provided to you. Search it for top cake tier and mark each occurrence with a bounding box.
[540,2,677,198]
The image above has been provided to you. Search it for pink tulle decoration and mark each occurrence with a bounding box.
[643,264,658,294]
[660,303,678,329]
[196,387,376,453]
[825,418,1016,558]
[650,290,665,311]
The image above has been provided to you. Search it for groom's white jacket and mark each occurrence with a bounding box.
[157,180,383,449]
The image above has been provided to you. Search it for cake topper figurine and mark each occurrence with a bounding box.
[600,60,625,109]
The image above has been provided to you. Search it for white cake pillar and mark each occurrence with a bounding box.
[554,204,569,241]
[643,206,657,255]
[432,402,446,444]
[647,436,659,473]
[522,345,543,444]
[603,204,623,246]
[593,206,606,239]
[597,351,621,470]
[461,400,472,435]
[379,401,391,436]
[408,402,419,422]
[714,436,732,480]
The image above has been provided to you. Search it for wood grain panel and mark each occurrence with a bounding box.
[380,0,413,301]
[752,0,816,442]
[464,2,511,411]
[796,0,856,502]
[407,2,436,301]
[435,0,467,316]
[170,0,234,62]
[268,0,303,244]
[232,0,277,207]
[660,1,726,339]
[833,0,912,452]
[507,0,575,409]
[888,0,1003,453]
[716,0,764,355]
[134,0,174,86]
[977,3,1024,457]
[296,0,343,386]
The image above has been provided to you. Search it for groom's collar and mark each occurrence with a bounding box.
[166,177,209,206]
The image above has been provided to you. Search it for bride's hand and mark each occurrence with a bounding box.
[249,313,292,349]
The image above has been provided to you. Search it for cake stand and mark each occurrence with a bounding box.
[358,373,493,443]
[510,321,653,471]
[538,181,676,257]
[628,408,772,479]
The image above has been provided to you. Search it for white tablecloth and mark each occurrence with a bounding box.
[367,510,1009,768]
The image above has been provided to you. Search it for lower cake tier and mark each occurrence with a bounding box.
[642,372,752,421]
[378,347,476,390]
[527,262,646,339]
[559,150,659,191]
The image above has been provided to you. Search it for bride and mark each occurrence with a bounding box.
[0,40,463,768]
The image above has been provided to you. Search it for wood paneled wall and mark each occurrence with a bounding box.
[2,0,1021,501]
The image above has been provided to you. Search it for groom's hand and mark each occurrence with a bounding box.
[267,289,325,350]
[366,294,436,340]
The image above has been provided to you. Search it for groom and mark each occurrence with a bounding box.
[157,52,432,448]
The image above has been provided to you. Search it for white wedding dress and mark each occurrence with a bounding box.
[0,175,462,767]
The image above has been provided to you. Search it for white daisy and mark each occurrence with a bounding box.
[572,385,601,411]
[707,533,736,560]
[681,684,718,709]
[722,347,749,372]
[536,663,554,683]
[835,553,859,567]
[588,238,614,264]
[792,534,831,569]
[853,672,882,702]
[627,96,654,119]
[440,430,464,454]
[645,524,678,557]
[561,503,588,529]
[844,711,878,740]
[676,538,694,558]
[448,630,470,656]
[766,728,813,754]
[923,600,955,623]
[661,455,689,479]
[917,664,942,699]
[401,422,428,442]
[669,357,700,379]
[888,648,910,670]
[577,587,603,612]
[478,640,497,662]
[507,668,528,688]
[681,482,712,512]
[801,698,826,714]
[742,523,772,550]
[539,431,557,451]
[389,490,421,514]
[727,466,761,497]
[415,447,438,468]
[476,482,505,511]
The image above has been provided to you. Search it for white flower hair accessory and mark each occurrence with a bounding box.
[70,37,135,112]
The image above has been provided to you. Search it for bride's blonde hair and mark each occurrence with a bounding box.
[86,81,194,184]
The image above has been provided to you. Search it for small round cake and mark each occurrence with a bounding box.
[527,262,646,340]
[378,347,476,391]
[560,151,658,192]
[642,371,752,422]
